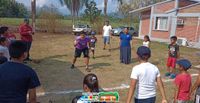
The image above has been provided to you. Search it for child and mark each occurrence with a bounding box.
[126,46,167,103]
[0,41,40,103]
[166,36,180,79]
[143,35,150,48]
[173,59,192,103]
[0,37,10,60]
[90,32,97,59]
[71,31,91,72]
[72,73,99,103]
[190,71,200,103]
[0,26,16,44]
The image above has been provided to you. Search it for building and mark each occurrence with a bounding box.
[130,0,200,44]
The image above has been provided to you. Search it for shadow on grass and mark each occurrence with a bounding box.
[90,63,111,70]
[95,54,111,59]
[131,58,138,64]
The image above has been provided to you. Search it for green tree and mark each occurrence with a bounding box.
[0,0,28,18]
[84,1,101,24]
[59,0,88,24]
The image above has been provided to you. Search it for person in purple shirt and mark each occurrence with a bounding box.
[71,31,91,72]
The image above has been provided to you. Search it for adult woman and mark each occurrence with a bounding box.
[120,27,132,64]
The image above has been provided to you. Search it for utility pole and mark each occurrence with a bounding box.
[31,0,36,33]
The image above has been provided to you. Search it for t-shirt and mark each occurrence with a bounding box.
[130,62,160,99]
[75,36,90,50]
[19,24,33,42]
[120,33,132,47]
[174,74,191,101]
[168,44,179,58]
[143,41,150,47]
[90,37,97,47]
[103,25,112,37]
[0,62,41,103]
[0,45,10,60]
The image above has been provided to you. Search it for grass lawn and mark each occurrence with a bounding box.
[16,32,200,102]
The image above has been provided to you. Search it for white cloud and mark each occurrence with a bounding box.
[36,0,49,7]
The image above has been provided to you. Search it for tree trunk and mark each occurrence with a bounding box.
[104,0,108,21]
[31,0,36,33]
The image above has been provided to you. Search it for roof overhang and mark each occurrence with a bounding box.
[129,0,173,14]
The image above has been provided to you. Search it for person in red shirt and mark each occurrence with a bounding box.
[173,59,192,103]
[19,18,34,61]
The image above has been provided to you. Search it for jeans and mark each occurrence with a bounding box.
[135,97,156,103]
[103,36,110,44]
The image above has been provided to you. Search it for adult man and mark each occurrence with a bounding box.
[19,18,34,62]
[102,21,112,50]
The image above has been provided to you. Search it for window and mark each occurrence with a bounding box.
[154,17,168,31]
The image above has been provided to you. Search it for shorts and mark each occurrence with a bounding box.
[103,36,110,44]
[90,47,95,50]
[75,48,89,58]
[167,57,177,68]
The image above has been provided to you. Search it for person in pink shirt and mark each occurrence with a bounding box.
[19,18,34,62]
[173,59,192,103]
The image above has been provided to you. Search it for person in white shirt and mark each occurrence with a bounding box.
[0,37,10,61]
[126,46,167,103]
[143,35,150,48]
[103,21,112,50]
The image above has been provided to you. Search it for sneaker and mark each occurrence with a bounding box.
[165,72,171,77]
[170,74,176,79]
[71,64,75,69]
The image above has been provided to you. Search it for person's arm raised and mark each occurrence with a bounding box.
[28,88,37,103]
[126,79,137,103]
[157,77,168,103]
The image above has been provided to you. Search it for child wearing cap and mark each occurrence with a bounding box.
[166,36,180,79]
[173,59,192,103]
[190,71,200,103]
[126,46,167,103]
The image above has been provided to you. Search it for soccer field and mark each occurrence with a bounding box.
[23,32,200,102]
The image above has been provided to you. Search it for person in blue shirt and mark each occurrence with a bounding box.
[0,41,41,103]
[120,27,133,64]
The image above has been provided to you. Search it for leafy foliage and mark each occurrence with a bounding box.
[0,0,28,18]
[84,1,101,24]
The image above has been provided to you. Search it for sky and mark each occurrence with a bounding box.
[15,0,120,15]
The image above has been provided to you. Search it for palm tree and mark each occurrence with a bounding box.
[104,0,123,21]
[59,0,88,24]
[31,0,36,33]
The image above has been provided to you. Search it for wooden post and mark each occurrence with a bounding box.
[31,0,36,33]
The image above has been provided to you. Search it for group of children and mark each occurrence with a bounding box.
[70,31,200,103]
[0,26,17,62]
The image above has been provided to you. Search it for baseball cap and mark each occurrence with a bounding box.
[176,59,191,70]
[137,46,151,57]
